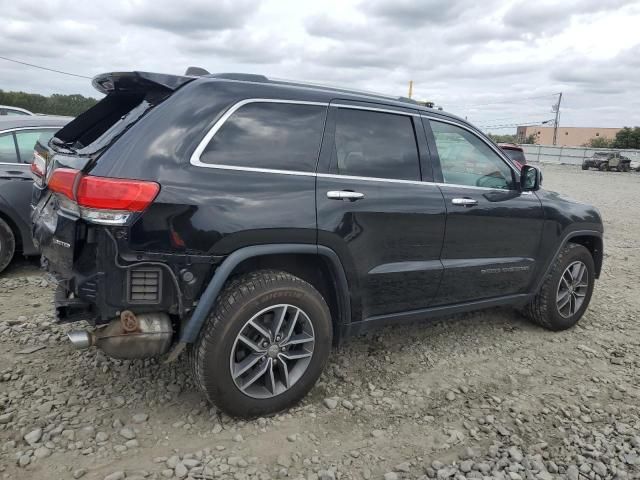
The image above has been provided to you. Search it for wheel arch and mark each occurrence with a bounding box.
[534,230,603,294]
[569,234,603,278]
[0,206,23,252]
[178,244,351,346]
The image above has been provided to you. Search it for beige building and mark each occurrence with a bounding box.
[516,126,621,147]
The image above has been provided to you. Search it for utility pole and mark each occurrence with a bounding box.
[552,92,562,145]
[408,80,413,99]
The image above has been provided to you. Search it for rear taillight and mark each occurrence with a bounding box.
[30,152,47,186]
[48,168,78,200]
[48,168,159,225]
[76,175,160,212]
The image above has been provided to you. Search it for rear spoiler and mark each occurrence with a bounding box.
[92,71,196,95]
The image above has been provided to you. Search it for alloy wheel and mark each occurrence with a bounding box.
[556,260,589,318]
[229,304,315,399]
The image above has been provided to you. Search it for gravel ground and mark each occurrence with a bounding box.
[0,164,639,480]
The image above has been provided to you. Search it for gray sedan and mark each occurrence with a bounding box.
[0,115,71,273]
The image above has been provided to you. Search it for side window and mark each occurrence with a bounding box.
[430,121,514,189]
[0,132,18,163]
[333,108,420,181]
[15,129,56,163]
[200,102,326,172]
[6,110,30,116]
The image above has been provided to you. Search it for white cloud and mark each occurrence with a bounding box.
[0,0,639,130]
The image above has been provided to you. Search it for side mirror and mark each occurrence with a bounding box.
[520,165,542,191]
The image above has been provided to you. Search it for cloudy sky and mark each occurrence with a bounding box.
[1,0,640,132]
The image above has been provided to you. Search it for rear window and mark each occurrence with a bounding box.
[502,148,526,165]
[200,102,326,172]
[54,93,149,152]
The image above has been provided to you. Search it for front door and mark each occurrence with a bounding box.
[424,118,544,305]
[316,102,446,321]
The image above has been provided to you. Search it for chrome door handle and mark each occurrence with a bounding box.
[327,190,365,201]
[451,198,478,207]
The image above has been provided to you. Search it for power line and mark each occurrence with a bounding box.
[0,55,91,79]
[477,119,554,129]
[449,93,561,108]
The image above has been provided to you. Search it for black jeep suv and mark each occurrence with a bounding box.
[31,71,603,417]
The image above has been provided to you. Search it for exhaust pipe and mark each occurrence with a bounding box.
[67,330,93,349]
[66,311,173,359]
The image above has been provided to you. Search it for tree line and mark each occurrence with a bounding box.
[487,133,536,144]
[585,127,640,149]
[0,90,99,117]
[489,129,640,150]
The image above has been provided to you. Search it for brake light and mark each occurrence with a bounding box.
[48,168,79,200]
[47,168,159,224]
[30,152,48,185]
[76,176,160,212]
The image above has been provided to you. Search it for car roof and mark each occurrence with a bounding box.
[198,73,468,125]
[0,115,73,131]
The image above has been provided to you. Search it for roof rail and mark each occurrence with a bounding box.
[207,73,269,82]
[265,76,413,103]
[202,73,433,109]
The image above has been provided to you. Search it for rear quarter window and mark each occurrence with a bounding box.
[200,102,327,172]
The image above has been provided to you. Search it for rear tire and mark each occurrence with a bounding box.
[524,243,595,331]
[0,218,16,274]
[581,164,589,170]
[189,270,332,418]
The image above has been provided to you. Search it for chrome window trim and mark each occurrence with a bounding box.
[189,98,329,170]
[317,172,427,186]
[185,162,510,192]
[421,115,520,176]
[0,126,61,135]
[187,98,516,193]
[194,163,317,177]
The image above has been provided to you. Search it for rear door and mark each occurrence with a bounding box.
[424,117,544,305]
[0,128,59,253]
[316,101,446,320]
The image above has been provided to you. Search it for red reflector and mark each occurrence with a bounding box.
[30,160,43,177]
[48,168,80,200]
[76,176,160,212]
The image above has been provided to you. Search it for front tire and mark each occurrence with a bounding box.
[524,243,595,331]
[0,218,16,274]
[189,270,332,418]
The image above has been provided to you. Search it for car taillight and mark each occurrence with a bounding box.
[48,168,160,225]
[30,152,47,186]
[76,175,160,212]
[48,168,79,200]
